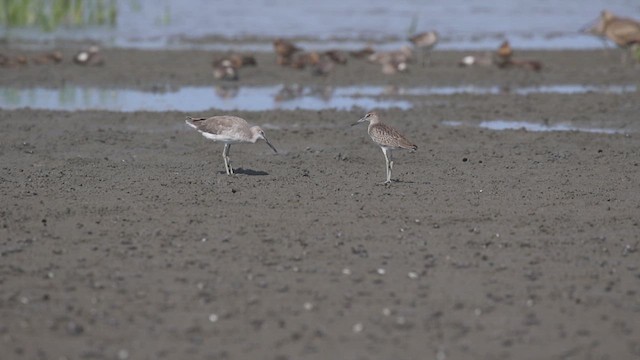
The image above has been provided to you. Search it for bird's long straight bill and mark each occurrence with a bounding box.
[264,138,278,153]
[351,118,366,126]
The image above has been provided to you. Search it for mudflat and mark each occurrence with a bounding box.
[1,48,639,359]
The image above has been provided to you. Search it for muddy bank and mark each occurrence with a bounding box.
[0,47,639,360]
[0,48,639,89]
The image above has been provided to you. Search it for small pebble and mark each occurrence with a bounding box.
[66,321,84,335]
[408,272,418,279]
[208,313,219,323]
[117,349,129,360]
[303,302,313,311]
[352,322,363,333]
[382,307,391,316]
[377,268,386,275]
[342,268,351,275]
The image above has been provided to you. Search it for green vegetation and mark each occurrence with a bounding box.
[0,0,117,32]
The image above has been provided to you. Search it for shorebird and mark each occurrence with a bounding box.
[273,39,302,59]
[368,46,413,65]
[0,54,28,67]
[290,51,320,69]
[185,115,277,175]
[31,51,63,65]
[583,10,640,48]
[458,52,493,67]
[352,112,417,184]
[311,56,335,76]
[212,54,257,69]
[583,10,640,63]
[408,31,438,65]
[381,60,408,75]
[494,40,513,68]
[211,54,252,80]
[349,46,375,59]
[324,50,348,64]
[212,65,238,81]
[73,45,104,66]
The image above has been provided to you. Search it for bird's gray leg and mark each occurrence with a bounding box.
[223,143,233,175]
[227,144,233,174]
[382,148,391,184]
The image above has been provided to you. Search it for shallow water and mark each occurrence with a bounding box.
[337,84,638,96]
[0,84,637,112]
[2,0,639,50]
[0,84,636,113]
[442,120,626,134]
[0,85,411,112]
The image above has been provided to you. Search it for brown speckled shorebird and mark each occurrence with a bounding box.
[583,10,640,63]
[583,10,640,48]
[494,40,513,67]
[273,38,302,58]
[185,115,277,175]
[408,31,438,65]
[352,112,417,184]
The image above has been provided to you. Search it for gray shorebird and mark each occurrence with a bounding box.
[352,112,417,184]
[185,115,277,175]
[368,45,413,64]
[349,46,375,59]
[408,31,438,65]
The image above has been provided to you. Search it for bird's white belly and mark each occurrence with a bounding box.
[200,131,244,143]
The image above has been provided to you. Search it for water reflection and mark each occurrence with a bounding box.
[442,120,626,134]
[0,85,412,112]
[335,84,637,96]
[0,84,635,112]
